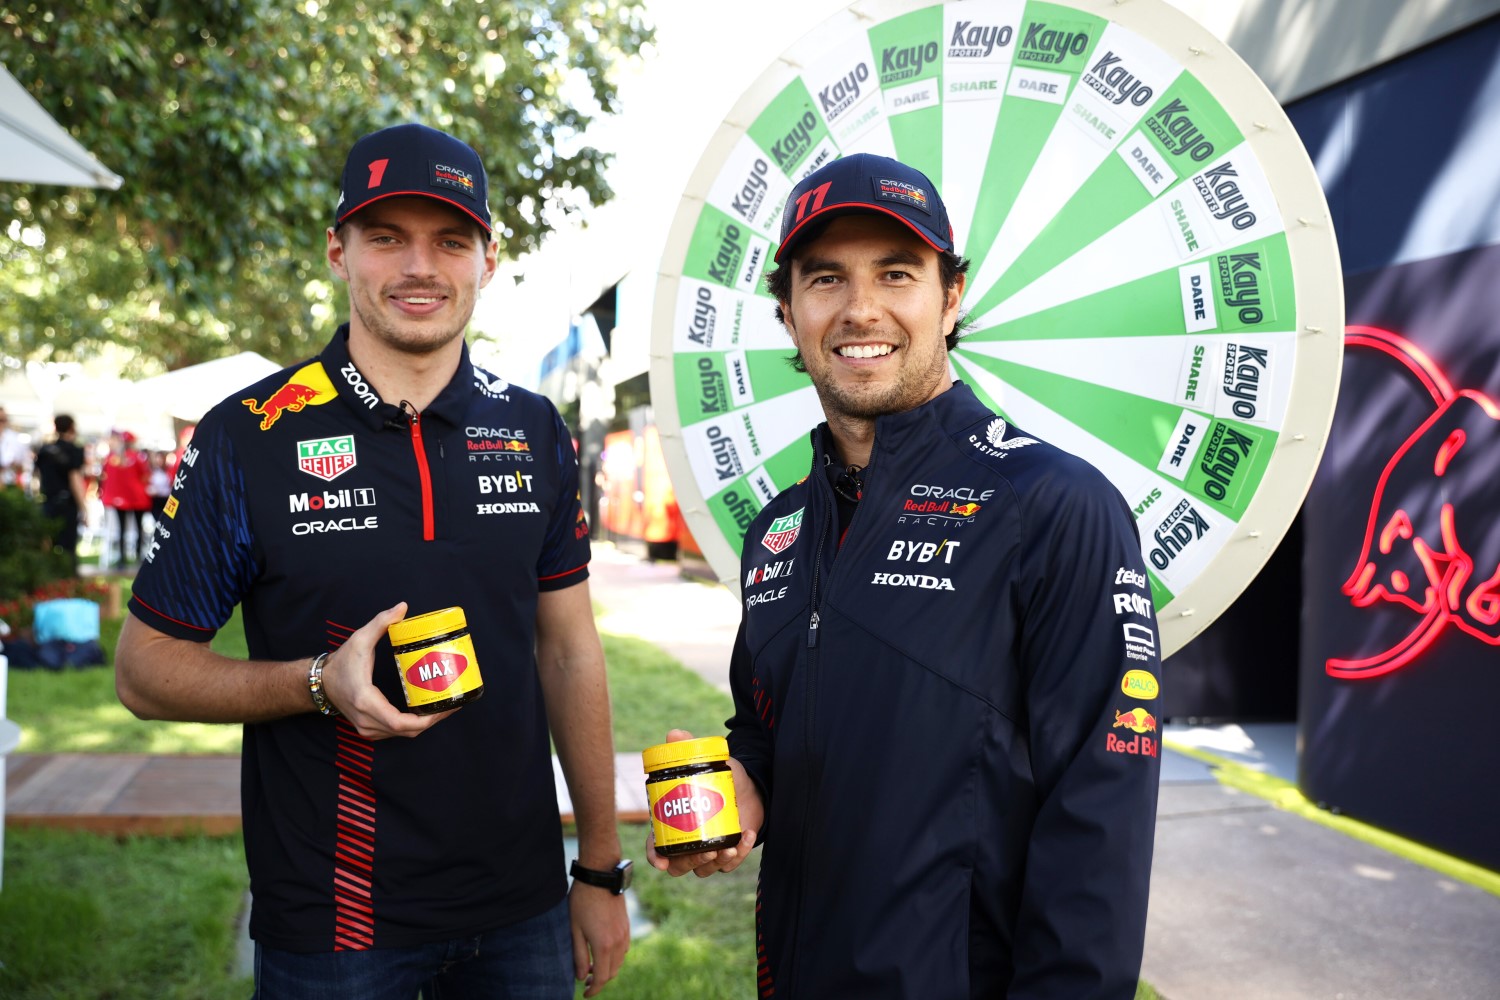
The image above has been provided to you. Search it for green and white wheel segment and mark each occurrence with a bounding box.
[649,0,1343,658]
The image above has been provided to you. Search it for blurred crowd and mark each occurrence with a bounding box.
[2,404,188,573]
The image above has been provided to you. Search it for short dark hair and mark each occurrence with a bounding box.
[764,218,973,373]
[55,414,75,435]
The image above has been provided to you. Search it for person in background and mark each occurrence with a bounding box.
[33,414,88,572]
[648,153,1163,999]
[0,406,31,490]
[100,430,151,568]
[114,122,630,998]
[146,450,172,527]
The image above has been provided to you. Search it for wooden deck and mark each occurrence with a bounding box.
[7,752,653,836]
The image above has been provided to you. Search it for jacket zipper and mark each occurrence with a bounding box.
[789,460,835,994]
[403,403,435,541]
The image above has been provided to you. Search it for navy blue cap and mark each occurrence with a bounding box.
[775,153,954,263]
[335,123,492,235]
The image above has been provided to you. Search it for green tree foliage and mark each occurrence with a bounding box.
[0,0,650,371]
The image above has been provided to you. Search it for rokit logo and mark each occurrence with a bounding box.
[340,362,380,410]
[1112,591,1153,617]
[289,488,375,512]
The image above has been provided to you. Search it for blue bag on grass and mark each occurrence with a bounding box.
[32,598,101,643]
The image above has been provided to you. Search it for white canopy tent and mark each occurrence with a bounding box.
[0,62,122,189]
[128,351,282,428]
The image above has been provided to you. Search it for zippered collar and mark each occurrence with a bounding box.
[318,324,477,431]
[806,380,994,478]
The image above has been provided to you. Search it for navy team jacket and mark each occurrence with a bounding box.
[727,381,1163,999]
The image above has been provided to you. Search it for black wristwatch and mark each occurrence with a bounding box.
[570,859,633,895]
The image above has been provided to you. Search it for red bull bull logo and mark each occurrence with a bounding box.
[1328,327,1500,679]
[243,362,338,430]
[952,503,981,516]
[1112,707,1157,733]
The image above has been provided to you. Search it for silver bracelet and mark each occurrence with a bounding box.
[308,651,340,717]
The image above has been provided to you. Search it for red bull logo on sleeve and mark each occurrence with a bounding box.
[243,363,338,430]
[1328,327,1500,679]
[1113,707,1157,733]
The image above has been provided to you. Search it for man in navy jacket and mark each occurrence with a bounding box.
[649,153,1163,998]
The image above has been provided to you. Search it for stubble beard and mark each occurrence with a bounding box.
[351,284,469,357]
[809,337,952,423]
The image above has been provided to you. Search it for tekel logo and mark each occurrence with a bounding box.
[1328,327,1500,679]
[243,362,338,430]
[761,507,804,554]
[405,651,468,693]
[1113,707,1157,733]
[653,782,725,833]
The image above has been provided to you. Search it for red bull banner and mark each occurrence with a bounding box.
[1290,17,1500,872]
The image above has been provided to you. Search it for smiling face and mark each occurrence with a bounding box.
[780,213,964,426]
[327,196,497,357]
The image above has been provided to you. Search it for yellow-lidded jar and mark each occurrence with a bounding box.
[387,607,484,715]
[643,736,742,857]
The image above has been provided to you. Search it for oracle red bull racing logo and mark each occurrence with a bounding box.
[1328,327,1500,679]
[242,362,338,430]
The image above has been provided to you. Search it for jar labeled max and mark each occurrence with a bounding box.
[387,607,485,714]
[643,736,742,856]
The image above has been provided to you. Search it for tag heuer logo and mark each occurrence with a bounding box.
[761,507,804,554]
[298,435,357,482]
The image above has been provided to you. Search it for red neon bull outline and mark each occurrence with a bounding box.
[1327,326,1500,679]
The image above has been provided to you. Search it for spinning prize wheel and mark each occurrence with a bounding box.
[649,0,1343,657]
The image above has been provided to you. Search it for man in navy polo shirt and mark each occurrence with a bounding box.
[117,124,631,998]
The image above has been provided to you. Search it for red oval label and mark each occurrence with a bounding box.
[653,782,725,833]
[405,651,468,692]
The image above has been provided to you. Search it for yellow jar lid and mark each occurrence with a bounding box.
[388,606,468,647]
[642,735,729,773]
